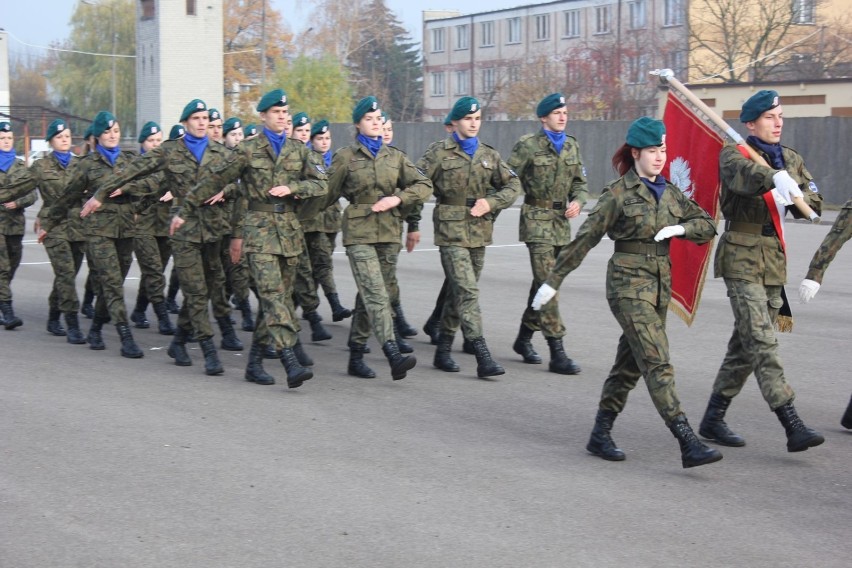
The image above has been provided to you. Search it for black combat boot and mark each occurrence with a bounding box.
[586,409,626,461]
[433,333,460,372]
[305,310,331,341]
[130,294,150,329]
[1,301,22,330]
[237,298,255,332]
[546,337,581,375]
[167,326,192,366]
[842,394,852,430]
[64,312,86,345]
[293,339,314,367]
[392,301,418,337]
[116,322,144,359]
[326,292,352,322]
[199,337,224,375]
[668,415,723,468]
[152,301,176,335]
[699,393,746,447]
[463,338,476,355]
[774,402,825,452]
[348,339,371,354]
[80,289,95,319]
[262,344,279,359]
[47,307,66,336]
[394,320,414,354]
[280,347,313,388]
[512,323,541,364]
[165,297,180,315]
[245,340,275,385]
[216,315,244,351]
[382,340,416,381]
[348,343,376,378]
[86,316,106,350]
[423,313,441,345]
[470,337,504,378]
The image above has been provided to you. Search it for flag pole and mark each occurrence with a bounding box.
[651,69,820,223]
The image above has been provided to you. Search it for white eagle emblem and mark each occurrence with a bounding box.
[669,157,693,198]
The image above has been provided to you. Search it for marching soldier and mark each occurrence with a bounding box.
[207,108,224,143]
[164,124,186,314]
[291,112,311,144]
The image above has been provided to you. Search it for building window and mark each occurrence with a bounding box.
[665,50,686,75]
[480,21,495,47]
[664,0,684,26]
[140,0,155,19]
[595,6,610,34]
[628,1,646,30]
[186,0,196,16]
[793,0,815,24]
[431,72,445,96]
[507,17,522,44]
[535,14,550,41]
[507,66,520,84]
[482,68,496,93]
[431,28,445,52]
[563,10,581,38]
[456,25,470,50]
[627,54,649,84]
[455,70,470,95]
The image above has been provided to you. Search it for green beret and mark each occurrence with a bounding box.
[180,99,207,122]
[137,121,161,143]
[310,119,330,138]
[443,115,452,127]
[168,124,186,140]
[223,117,242,135]
[243,123,258,137]
[740,90,780,123]
[208,108,222,122]
[352,96,380,123]
[0,121,11,133]
[626,117,665,148]
[257,89,288,112]
[381,111,390,124]
[449,96,481,121]
[92,111,117,137]
[46,119,68,141]
[83,124,94,139]
[536,93,567,118]
[292,112,310,128]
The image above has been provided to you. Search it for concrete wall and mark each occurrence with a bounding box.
[326,117,852,206]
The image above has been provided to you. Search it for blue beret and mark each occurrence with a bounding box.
[243,123,258,137]
[536,93,567,118]
[46,119,68,141]
[92,111,117,137]
[257,89,288,112]
[223,117,242,135]
[449,96,481,121]
[310,119,330,138]
[168,124,186,140]
[352,96,380,123]
[208,108,222,122]
[180,99,207,122]
[292,112,310,128]
[626,117,666,148]
[137,121,161,143]
[740,90,780,123]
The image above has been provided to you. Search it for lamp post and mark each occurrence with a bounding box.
[81,0,117,116]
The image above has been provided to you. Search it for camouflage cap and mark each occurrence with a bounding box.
[352,96,380,123]
[740,90,780,123]
[180,99,208,122]
[223,117,242,135]
[169,124,186,140]
[137,121,161,143]
[310,119,330,139]
[292,112,310,128]
[257,89,288,112]
[626,117,665,148]
[92,111,117,137]
[449,96,480,121]
[46,119,69,141]
[536,93,567,118]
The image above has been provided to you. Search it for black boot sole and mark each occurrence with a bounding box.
[682,452,723,468]
[698,426,746,447]
[787,434,825,452]
[586,444,626,461]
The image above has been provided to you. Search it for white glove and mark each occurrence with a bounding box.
[654,225,685,241]
[798,279,820,304]
[531,283,557,311]
[773,171,803,200]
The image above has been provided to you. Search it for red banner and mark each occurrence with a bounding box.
[661,92,723,326]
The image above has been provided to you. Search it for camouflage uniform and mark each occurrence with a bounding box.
[545,168,716,422]
[805,198,851,284]
[508,130,588,338]
[0,160,37,303]
[300,202,342,295]
[711,143,822,410]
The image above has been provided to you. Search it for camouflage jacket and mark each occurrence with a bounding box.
[806,198,852,284]
[300,201,342,234]
[46,150,137,238]
[120,170,171,238]
[183,135,327,257]
[508,130,589,245]
[417,136,520,248]
[30,153,86,242]
[0,160,37,235]
[327,141,432,247]
[715,142,823,286]
[93,140,231,243]
[545,168,716,306]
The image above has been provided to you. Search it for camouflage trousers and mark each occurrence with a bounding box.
[439,245,486,340]
[248,252,300,350]
[134,234,171,304]
[521,242,566,338]
[87,235,134,324]
[600,297,683,423]
[293,246,320,313]
[305,231,338,296]
[712,279,795,410]
[346,243,397,345]
[0,233,23,302]
[221,234,251,305]
[44,235,86,313]
[171,239,226,341]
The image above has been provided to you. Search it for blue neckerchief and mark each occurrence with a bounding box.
[183,133,209,163]
[322,149,332,168]
[543,128,566,155]
[356,133,382,157]
[640,175,667,203]
[140,146,147,156]
[54,151,72,169]
[747,135,785,169]
[0,149,15,173]
[452,132,479,158]
[263,127,287,157]
[96,143,121,166]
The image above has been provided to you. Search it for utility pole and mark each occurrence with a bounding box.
[260,0,266,87]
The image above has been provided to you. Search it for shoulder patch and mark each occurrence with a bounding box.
[416,167,428,177]
[623,197,644,206]
[315,164,326,174]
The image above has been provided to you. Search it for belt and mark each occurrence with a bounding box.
[248,201,295,213]
[726,220,776,237]
[438,196,478,207]
[353,194,384,205]
[524,196,565,209]
[614,241,670,256]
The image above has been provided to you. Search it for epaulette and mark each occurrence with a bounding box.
[518,133,536,143]
[387,144,407,156]
[480,141,497,151]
